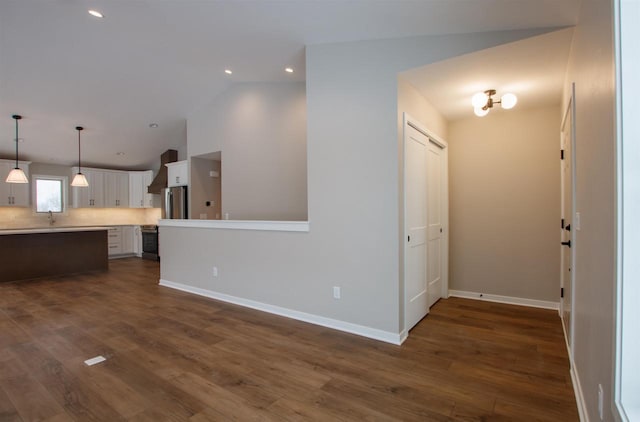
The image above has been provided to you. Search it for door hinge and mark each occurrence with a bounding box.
[561,287,564,298]
[561,218,565,229]
[561,149,565,160]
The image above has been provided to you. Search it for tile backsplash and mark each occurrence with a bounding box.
[0,207,161,229]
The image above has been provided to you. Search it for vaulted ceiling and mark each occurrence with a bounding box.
[0,0,580,170]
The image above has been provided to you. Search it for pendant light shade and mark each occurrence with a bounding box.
[71,172,89,187]
[71,126,89,187]
[6,115,28,184]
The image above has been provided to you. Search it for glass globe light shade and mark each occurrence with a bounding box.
[474,107,489,117]
[501,93,518,109]
[471,92,488,108]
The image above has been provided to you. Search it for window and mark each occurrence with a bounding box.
[33,175,67,213]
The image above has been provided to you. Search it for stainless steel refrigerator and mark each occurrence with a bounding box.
[163,186,188,219]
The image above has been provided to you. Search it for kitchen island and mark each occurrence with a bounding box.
[0,227,108,282]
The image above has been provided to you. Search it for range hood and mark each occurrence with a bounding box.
[147,149,178,194]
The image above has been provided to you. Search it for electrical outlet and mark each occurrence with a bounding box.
[333,286,341,299]
[212,266,218,277]
[598,384,603,420]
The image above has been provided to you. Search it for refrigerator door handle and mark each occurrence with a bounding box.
[164,189,172,219]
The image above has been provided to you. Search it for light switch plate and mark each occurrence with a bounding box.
[575,212,581,230]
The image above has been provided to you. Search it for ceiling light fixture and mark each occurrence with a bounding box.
[472,89,518,117]
[224,69,233,75]
[285,67,294,73]
[71,126,89,187]
[149,123,159,128]
[88,10,104,18]
[6,115,28,183]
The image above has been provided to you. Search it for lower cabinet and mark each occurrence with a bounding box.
[107,226,137,259]
[107,227,122,256]
[133,226,143,257]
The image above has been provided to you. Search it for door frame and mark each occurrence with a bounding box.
[402,112,449,335]
[559,84,576,359]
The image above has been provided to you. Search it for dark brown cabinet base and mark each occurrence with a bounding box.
[0,230,108,282]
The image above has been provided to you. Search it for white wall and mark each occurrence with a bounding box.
[161,28,563,341]
[447,106,561,302]
[396,77,449,326]
[188,82,307,221]
[562,0,617,420]
[617,0,640,418]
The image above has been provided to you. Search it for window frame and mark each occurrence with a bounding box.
[31,174,69,215]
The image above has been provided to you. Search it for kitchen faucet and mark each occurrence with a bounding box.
[48,210,56,226]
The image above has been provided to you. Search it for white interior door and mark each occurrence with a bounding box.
[405,124,429,331]
[560,92,575,352]
[427,141,444,308]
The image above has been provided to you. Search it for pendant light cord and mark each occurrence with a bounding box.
[13,115,20,169]
[76,126,83,172]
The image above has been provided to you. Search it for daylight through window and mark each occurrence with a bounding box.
[36,178,63,213]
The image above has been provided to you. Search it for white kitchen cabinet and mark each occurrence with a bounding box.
[166,160,188,187]
[0,160,31,207]
[108,226,136,258]
[104,171,129,208]
[121,226,134,254]
[107,226,122,256]
[143,171,154,207]
[71,168,104,208]
[72,168,130,208]
[133,225,143,257]
[129,170,154,208]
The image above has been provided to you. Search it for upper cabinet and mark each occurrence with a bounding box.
[166,160,188,187]
[104,171,129,208]
[71,168,105,208]
[72,167,157,209]
[0,159,31,207]
[71,167,132,208]
[129,170,154,208]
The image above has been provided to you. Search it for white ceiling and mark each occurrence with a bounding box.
[401,28,575,121]
[0,1,580,170]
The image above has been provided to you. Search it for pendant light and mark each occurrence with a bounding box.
[6,115,29,183]
[71,126,89,187]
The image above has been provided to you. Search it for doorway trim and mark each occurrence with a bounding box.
[560,84,577,361]
[402,112,449,335]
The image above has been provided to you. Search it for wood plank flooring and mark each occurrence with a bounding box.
[0,258,578,421]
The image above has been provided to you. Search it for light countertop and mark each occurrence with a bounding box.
[0,226,110,235]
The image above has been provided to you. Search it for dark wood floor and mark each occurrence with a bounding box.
[0,258,578,421]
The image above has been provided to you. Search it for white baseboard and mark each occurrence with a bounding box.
[159,279,404,345]
[571,365,589,422]
[448,290,559,310]
[399,329,408,345]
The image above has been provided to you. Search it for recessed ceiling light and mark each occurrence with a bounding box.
[149,123,159,128]
[224,69,233,75]
[116,152,125,156]
[88,10,104,18]
[285,67,294,73]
